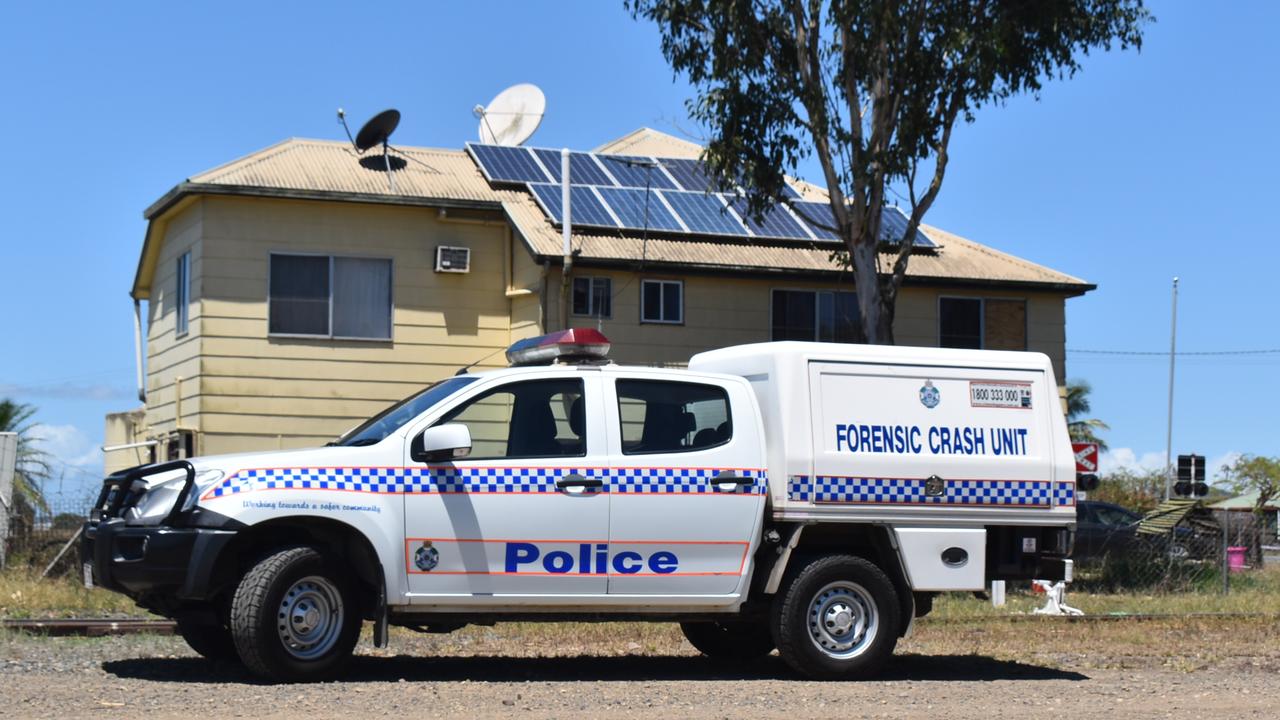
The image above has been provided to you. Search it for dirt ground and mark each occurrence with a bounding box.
[2,616,1278,719]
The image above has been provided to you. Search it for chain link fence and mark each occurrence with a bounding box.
[1072,500,1275,594]
[2,493,95,577]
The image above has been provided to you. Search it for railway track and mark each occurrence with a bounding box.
[2,618,176,636]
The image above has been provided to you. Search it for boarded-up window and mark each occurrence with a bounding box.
[984,299,1027,350]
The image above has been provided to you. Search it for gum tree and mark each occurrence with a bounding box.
[629,0,1149,343]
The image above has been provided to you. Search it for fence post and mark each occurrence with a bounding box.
[1222,509,1230,595]
[0,432,17,571]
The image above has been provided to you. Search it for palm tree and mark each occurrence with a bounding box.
[1065,380,1109,451]
[0,399,51,512]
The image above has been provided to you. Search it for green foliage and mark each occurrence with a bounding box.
[1065,378,1109,450]
[1091,467,1162,513]
[0,398,51,512]
[629,0,1150,343]
[1220,454,1280,514]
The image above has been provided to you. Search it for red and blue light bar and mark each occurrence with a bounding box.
[506,328,611,366]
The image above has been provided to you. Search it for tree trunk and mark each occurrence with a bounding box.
[850,240,885,344]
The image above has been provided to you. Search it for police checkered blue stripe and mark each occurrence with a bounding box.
[611,467,767,495]
[1052,482,1075,506]
[787,475,1071,507]
[205,466,768,498]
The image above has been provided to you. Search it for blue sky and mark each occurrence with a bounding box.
[1,1,1276,500]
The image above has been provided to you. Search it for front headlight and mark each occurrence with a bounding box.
[125,469,224,525]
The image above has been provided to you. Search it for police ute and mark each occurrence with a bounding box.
[83,329,1076,681]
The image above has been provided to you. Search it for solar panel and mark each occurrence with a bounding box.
[658,158,718,193]
[530,149,617,186]
[791,201,842,241]
[528,184,618,229]
[468,144,551,184]
[728,196,812,240]
[595,155,680,190]
[879,206,937,248]
[595,187,684,232]
[659,191,747,236]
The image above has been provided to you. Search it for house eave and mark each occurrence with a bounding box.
[133,182,506,299]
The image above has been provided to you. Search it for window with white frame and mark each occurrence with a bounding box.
[268,253,393,339]
[571,276,612,318]
[175,252,190,337]
[770,289,859,342]
[640,279,683,324]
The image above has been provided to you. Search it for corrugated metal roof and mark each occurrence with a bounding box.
[145,133,1094,291]
[185,138,504,205]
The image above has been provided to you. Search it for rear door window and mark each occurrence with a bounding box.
[615,379,731,455]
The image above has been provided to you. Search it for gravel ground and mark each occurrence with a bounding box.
[2,617,1278,719]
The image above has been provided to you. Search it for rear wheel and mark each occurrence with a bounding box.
[230,546,361,682]
[175,617,238,662]
[772,555,899,680]
[680,620,775,659]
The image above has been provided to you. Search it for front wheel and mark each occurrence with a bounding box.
[229,546,361,682]
[680,620,775,659]
[175,616,238,662]
[772,555,900,680]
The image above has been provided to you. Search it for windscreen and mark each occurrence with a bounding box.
[335,375,478,447]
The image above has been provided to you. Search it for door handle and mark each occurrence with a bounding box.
[556,474,604,491]
[709,474,754,487]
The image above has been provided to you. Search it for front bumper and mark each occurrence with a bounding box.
[82,518,237,601]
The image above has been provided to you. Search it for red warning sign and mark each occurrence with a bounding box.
[1072,442,1099,473]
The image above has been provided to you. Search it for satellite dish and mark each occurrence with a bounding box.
[475,84,545,146]
[337,107,403,192]
[355,109,401,151]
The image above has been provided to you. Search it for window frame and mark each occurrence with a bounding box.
[571,275,613,319]
[769,287,859,342]
[267,251,395,341]
[614,378,733,456]
[639,279,684,325]
[936,295,1028,350]
[175,252,191,338]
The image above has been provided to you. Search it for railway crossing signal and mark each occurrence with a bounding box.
[1175,454,1209,497]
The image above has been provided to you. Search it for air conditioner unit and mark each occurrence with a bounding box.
[435,245,471,273]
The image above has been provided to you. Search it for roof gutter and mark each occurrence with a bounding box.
[543,255,1097,296]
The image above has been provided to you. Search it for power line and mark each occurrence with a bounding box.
[1068,348,1280,357]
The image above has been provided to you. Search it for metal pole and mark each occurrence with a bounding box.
[1163,277,1179,501]
[559,148,572,330]
[1223,509,1230,595]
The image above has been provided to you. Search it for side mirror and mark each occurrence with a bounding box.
[411,424,472,463]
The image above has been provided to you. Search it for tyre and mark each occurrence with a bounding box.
[176,617,238,662]
[771,554,900,680]
[230,546,361,682]
[680,620,775,659]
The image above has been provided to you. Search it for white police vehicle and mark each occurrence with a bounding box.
[84,329,1076,681]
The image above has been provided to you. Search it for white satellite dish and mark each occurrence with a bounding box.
[474,83,546,146]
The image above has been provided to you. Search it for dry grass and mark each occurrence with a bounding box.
[929,565,1280,619]
[0,569,146,619]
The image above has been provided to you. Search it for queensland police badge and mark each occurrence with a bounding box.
[414,540,439,572]
[919,380,940,409]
